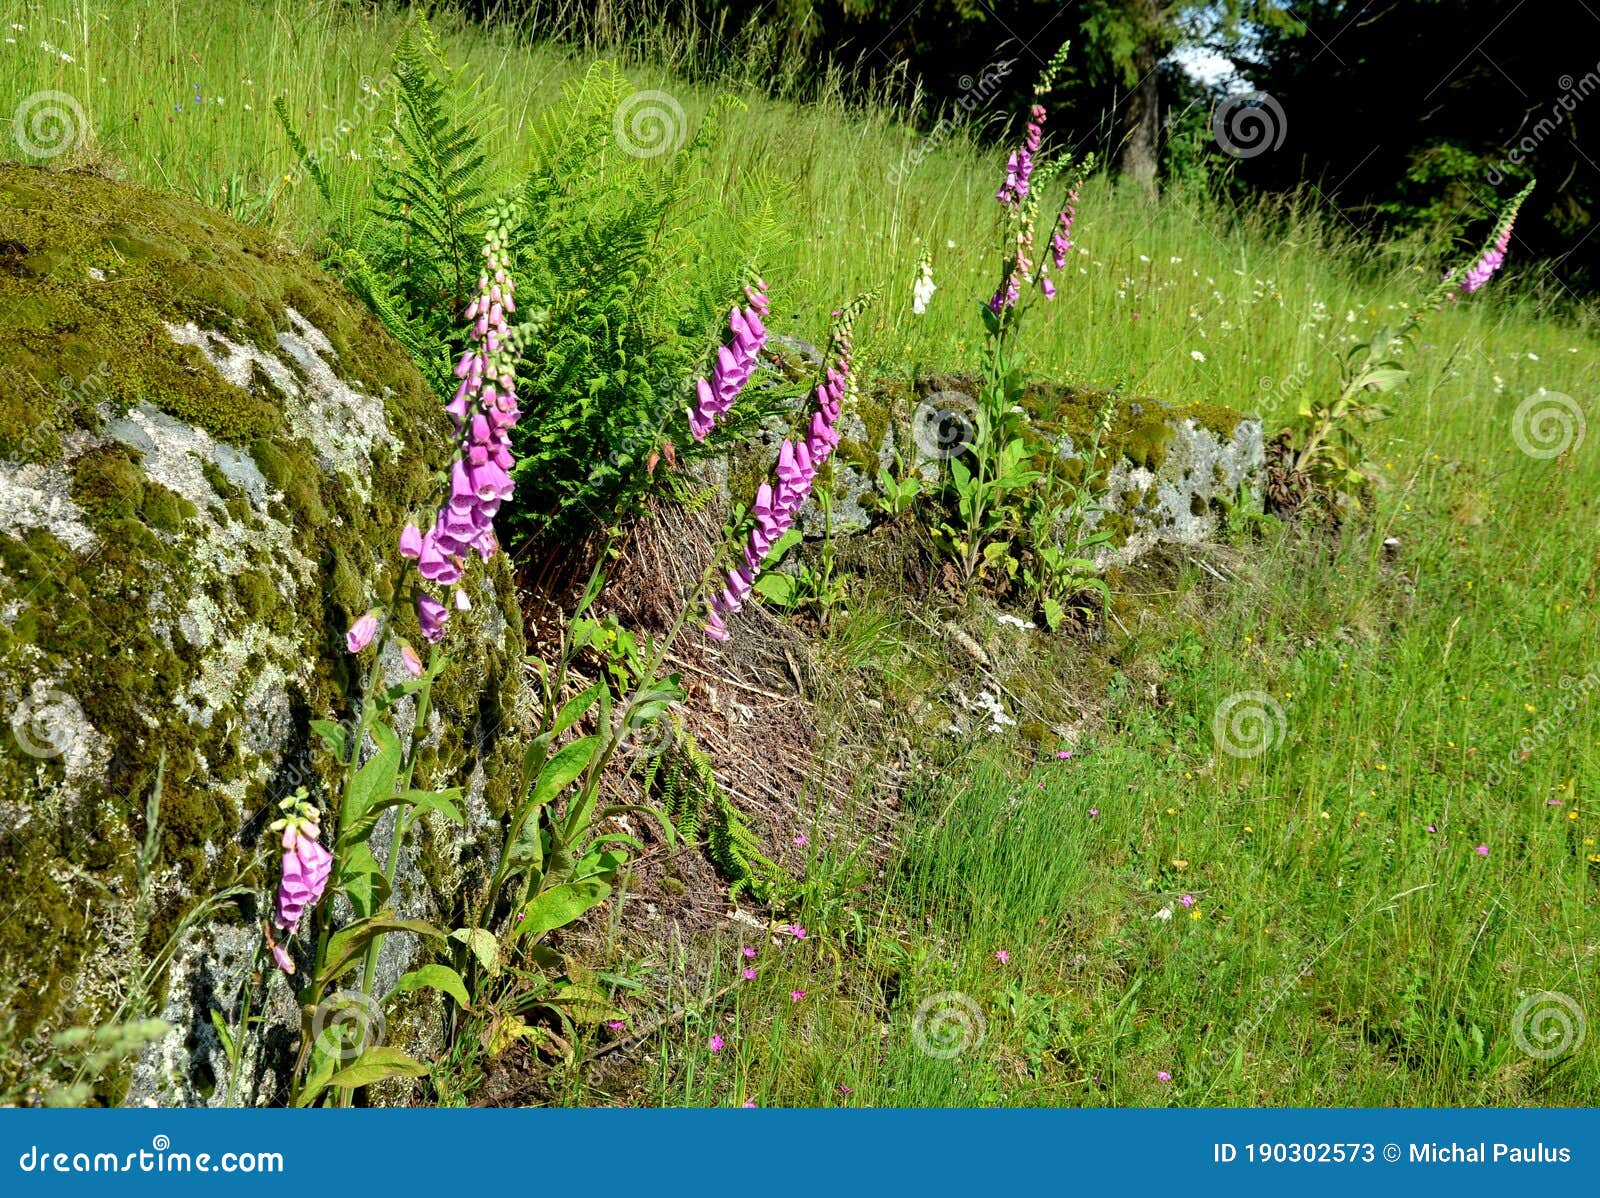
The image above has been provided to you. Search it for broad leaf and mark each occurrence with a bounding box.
[529,736,599,809]
[327,1046,429,1090]
[450,927,500,976]
[754,573,800,606]
[319,914,444,984]
[393,963,471,1009]
[516,879,611,941]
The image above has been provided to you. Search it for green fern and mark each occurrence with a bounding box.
[375,17,494,320]
[506,64,783,543]
[645,720,785,902]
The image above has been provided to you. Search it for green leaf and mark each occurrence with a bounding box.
[554,682,605,737]
[337,842,387,921]
[342,722,403,834]
[319,914,444,985]
[516,879,612,941]
[393,963,471,1009]
[327,1046,429,1090]
[450,927,500,976]
[294,1052,338,1108]
[764,528,803,564]
[529,736,599,809]
[1358,366,1410,393]
[399,788,464,825]
[311,719,348,761]
[547,981,623,1026]
[209,1009,237,1066]
[754,572,800,606]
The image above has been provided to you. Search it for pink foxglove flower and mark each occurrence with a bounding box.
[1447,181,1533,297]
[266,791,332,972]
[407,211,528,643]
[706,297,868,641]
[273,822,333,933]
[400,643,425,678]
[1051,190,1076,270]
[688,280,770,441]
[346,611,379,653]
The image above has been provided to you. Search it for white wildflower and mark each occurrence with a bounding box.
[912,256,936,316]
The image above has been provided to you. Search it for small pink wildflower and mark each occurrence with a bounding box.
[345,612,379,653]
[607,1020,626,1033]
[792,833,808,847]
[743,968,757,981]
[1156,1070,1172,1083]
[270,942,294,974]
[400,643,424,678]
[782,924,807,939]
[1426,824,1437,833]
[742,1101,757,1108]
[742,946,756,958]
[1476,844,1489,857]
[995,949,1010,964]
[1546,799,1563,806]
[1179,894,1195,908]
[1088,808,1099,818]
[1056,750,1072,760]
[709,1034,725,1053]
[790,989,806,1002]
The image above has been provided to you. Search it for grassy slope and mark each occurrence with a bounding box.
[6,0,1598,1106]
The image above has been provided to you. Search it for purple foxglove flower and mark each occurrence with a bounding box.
[273,824,333,932]
[399,523,423,560]
[346,611,379,653]
[418,592,449,643]
[454,588,471,612]
[417,536,458,584]
[271,942,295,974]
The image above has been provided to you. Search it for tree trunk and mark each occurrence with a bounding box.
[1117,0,1164,195]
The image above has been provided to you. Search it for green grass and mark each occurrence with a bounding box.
[5,0,1598,1107]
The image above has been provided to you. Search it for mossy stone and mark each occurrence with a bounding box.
[0,167,528,1106]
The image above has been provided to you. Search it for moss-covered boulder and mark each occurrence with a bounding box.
[724,357,1262,555]
[0,167,527,1105]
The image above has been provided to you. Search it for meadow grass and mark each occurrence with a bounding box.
[5,0,1598,1106]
